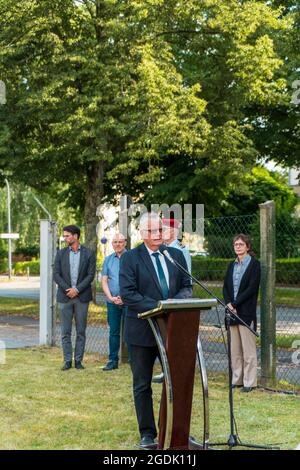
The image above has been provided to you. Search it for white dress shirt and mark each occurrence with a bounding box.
[145,245,170,288]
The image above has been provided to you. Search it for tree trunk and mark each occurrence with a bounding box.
[84,160,104,252]
[84,160,104,304]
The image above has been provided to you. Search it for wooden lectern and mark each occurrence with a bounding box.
[138,298,217,450]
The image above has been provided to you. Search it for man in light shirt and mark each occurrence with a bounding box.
[101,233,127,371]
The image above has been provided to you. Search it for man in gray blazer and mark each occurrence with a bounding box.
[54,225,96,370]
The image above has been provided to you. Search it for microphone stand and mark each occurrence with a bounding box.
[162,248,279,450]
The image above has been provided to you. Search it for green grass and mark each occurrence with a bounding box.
[0,297,106,323]
[203,331,300,352]
[0,297,39,318]
[275,288,300,307]
[0,348,299,450]
[193,285,300,307]
[1,283,298,321]
[275,335,300,349]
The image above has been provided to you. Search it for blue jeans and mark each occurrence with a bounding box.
[107,303,127,364]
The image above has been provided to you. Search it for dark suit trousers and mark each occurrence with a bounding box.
[130,344,159,439]
[58,298,89,362]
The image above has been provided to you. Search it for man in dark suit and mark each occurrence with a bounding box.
[54,225,96,370]
[119,213,192,448]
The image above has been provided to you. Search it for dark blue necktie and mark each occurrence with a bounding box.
[152,252,169,300]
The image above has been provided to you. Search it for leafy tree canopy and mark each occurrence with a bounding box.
[0,0,297,247]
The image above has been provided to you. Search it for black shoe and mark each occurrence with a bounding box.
[152,372,164,384]
[241,386,256,393]
[102,362,118,371]
[231,384,243,389]
[61,361,72,371]
[75,361,85,370]
[139,435,156,448]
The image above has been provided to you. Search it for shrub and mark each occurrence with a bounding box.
[13,260,40,275]
[14,246,39,258]
[192,257,231,281]
[191,257,300,285]
[276,259,300,285]
[0,258,8,273]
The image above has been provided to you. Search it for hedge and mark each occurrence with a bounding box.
[192,258,231,281]
[275,259,300,285]
[192,257,300,285]
[0,257,299,284]
[12,260,40,275]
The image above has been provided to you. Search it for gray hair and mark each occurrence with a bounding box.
[112,232,126,241]
[139,212,161,231]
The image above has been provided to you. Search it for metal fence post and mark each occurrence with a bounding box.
[39,219,57,346]
[259,201,276,386]
[51,222,57,346]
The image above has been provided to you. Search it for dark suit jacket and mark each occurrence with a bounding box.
[119,243,193,346]
[54,245,96,303]
[223,256,261,329]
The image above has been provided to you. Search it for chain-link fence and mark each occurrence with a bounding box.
[53,213,300,388]
[53,223,113,361]
[192,213,300,388]
[272,214,300,387]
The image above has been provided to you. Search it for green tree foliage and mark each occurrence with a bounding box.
[0,0,210,248]
[0,183,77,257]
[126,0,292,210]
[204,166,300,257]
[249,1,300,168]
[0,0,296,251]
[222,166,298,215]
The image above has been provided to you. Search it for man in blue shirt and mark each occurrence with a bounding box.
[101,233,127,370]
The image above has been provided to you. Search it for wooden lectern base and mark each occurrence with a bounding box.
[141,299,216,451]
[157,309,200,450]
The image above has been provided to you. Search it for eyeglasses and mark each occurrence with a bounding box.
[144,228,163,234]
[234,242,246,247]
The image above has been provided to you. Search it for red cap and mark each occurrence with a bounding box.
[162,218,181,229]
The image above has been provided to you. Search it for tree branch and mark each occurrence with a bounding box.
[156,29,224,37]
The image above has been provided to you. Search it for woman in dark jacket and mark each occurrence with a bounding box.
[223,234,261,392]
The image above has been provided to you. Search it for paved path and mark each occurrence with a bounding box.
[0,276,40,300]
[0,315,39,348]
[0,276,106,303]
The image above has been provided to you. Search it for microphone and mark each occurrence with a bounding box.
[158,244,176,264]
[158,244,168,253]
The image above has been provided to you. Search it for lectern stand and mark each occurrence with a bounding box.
[138,298,217,450]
